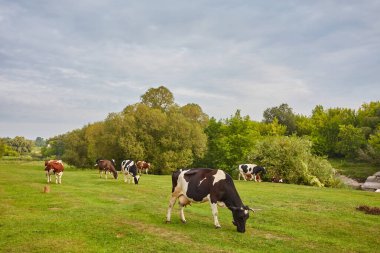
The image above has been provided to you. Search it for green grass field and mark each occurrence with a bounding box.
[0,161,379,253]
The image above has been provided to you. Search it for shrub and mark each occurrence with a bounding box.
[250,136,337,187]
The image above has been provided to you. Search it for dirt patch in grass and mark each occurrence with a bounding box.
[356,205,380,215]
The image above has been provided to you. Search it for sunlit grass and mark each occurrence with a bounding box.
[0,160,379,252]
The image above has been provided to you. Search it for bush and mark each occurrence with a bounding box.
[250,136,337,187]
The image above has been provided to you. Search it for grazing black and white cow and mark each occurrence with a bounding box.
[238,164,267,182]
[166,168,254,233]
[95,159,118,179]
[121,160,140,184]
[45,160,64,184]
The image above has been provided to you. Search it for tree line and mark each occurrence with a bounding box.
[1,86,379,187]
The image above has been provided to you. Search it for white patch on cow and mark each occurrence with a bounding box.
[198,177,206,186]
[217,201,226,207]
[238,164,257,181]
[244,210,248,215]
[212,170,226,185]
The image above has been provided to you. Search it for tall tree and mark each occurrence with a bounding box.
[263,103,296,135]
[140,86,174,111]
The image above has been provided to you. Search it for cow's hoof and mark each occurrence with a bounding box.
[181,220,187,224]
[165,220,171,224]
[215,226,221,229]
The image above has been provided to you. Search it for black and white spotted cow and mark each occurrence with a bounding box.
[238,164,267,182]
[120,160,140,184]
[166,168,254,233]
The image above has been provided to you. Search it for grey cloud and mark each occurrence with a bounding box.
[0,0,379,138]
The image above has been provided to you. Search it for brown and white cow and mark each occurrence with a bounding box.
[45,160,64,184]
[136,160,150,175]
[166,168,254,233]
[95,159,118,179]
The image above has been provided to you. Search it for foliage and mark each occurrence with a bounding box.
[41,136,65,159]
[2,136,33,155]
[310,105,357,156]
[52,87,208,174]
[35,137,46,147]
[336,124,366,159]
[357,101,380,132]
[140,85,175,111]
[199,110,261,175]
[263,103,296,135]
[250,136,336,187]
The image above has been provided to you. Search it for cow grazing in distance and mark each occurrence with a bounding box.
[136,160,150,175]
[121,160,140,184]
[238,164,267,182]
[166,168,254,233]
[95,159,118,179]
[45,160,64,184]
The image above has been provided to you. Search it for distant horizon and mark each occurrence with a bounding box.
[1,97,377,141]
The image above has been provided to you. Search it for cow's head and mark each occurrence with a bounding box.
[231,206,251,233]
[134,175,140,184]
[112,170,118,179]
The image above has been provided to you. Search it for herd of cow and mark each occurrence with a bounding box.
[44,160,268,233]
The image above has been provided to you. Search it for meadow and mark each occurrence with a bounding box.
[0,160,379,253]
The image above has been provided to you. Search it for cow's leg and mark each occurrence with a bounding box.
[240,171,247,181]
[253,174,257,182]
[210,202,221,228]
[99,170,102,178]
[166,189,181,223]
[57,172,63,184]
[179,203,186,223]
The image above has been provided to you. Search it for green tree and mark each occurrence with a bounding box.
[42,136,65,158]
[141,86,174,111]
[263,103,296,135]
[294,114,313,136]
[310,105,357,156]
[201,110,261,175]
[59,87,208,173]
[366,126,380,164]
[7,136,33,155]
[336,125,366,159]
[180,103,209,127]
[35,137,46,147]
[357,101,380,132]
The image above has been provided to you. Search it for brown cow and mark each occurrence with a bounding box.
[136,161,150,175]
[45,160,64,184]
[95,159,118,179]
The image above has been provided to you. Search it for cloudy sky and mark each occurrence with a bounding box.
[1,1,379,140]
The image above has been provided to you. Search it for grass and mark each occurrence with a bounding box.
[329,158,379,182]
[0,160,379,253]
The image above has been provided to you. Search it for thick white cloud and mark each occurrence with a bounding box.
[0,0,379,139]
